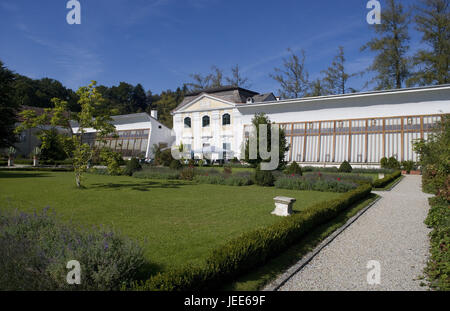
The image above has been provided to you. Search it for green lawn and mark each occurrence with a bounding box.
[0,171,340,272]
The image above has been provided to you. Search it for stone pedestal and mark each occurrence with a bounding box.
[8,158,14,167]
[272,196,296,217]
[33,157,39,167]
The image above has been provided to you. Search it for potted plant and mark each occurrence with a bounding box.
[7,147,16,167]
[32,147,41,167]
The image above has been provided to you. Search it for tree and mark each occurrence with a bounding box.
[0,60,18,149]
[16,81,117,188]
[226,64,251,88]
[186,73,211,92]
[131,84,148,112]
[306,79,326,97]
[321,46,355,94]
[244,113,289,170]
[209,66,224,88]
[414,114,450,199]
[409,0,450,86]
[270,48,309,99]
[361,0,411,90]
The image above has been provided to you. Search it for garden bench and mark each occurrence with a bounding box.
[272,196,296,216]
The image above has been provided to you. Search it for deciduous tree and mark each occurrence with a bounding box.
[270,48,309,99]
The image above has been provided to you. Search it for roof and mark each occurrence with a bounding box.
[238,84,450,109]
[173,86,274,112]
[70,112,172,131]
[185,85,258,97]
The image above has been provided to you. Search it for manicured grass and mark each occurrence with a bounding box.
[0,171,340,272]
[221,193,379,291]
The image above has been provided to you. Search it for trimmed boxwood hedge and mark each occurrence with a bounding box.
[372,171,401,189]
[132,184,372,291]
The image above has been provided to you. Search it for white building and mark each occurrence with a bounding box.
[172,85,450,167]
[70,111,173,159]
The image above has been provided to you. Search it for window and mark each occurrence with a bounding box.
[202,116,210,127]
[371,119,377,126]
[222,113,231,126]
[407,118,413,125]
[184,117,191,128]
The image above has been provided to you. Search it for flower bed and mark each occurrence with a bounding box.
[274,172,372,193]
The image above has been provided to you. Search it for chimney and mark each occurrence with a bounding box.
[151,110,158,120]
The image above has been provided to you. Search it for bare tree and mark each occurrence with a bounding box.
[270,48,309,99]
[226,64,251,88]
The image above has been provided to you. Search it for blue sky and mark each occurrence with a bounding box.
[0,0,422,95]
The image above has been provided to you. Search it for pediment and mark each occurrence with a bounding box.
[177,95,235,112]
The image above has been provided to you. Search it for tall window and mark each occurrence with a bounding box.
[222,113,231,126]
[202,116,210,127]
[184,117,191,128]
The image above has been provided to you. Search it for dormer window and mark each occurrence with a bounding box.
[184,117,191,128]
[202,116,210,127]
[222,113,231,126]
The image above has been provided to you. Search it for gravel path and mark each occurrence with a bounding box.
[277,175,432,291]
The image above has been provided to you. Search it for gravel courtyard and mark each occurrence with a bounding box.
[277,175,432,291]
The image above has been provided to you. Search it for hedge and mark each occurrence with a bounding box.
[0,167,73,172]
[372,171,401,188]
[132,184,372,291]
[424,196,450,290]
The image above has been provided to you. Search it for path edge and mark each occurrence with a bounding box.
[262,194,382,292]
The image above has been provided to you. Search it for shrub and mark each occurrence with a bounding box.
[275,175,356,193]
[401,161,416,174]
[153,144,173,167]
[100,149,124,176]
[387,157,401,170]
[180,167,195,181]
[286,161,302,176]
[338,160,352,173]
[124,158,142,176]
[380,157,388,168]
[169,160,183,170]
[193,174,252,187]
[254,166,275,187]
[424,196,450,290]
[0,208,147,290]
[223,165,232,175]
[133,167,180,180]
[132,184,372,291]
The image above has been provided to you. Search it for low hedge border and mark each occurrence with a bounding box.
[131,184,372,291]
[0,167,73,172]
[372,171,402,189]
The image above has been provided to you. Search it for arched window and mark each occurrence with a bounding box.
[202,116,210,127]
[184,117,191,128]
[222,113,231,126]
